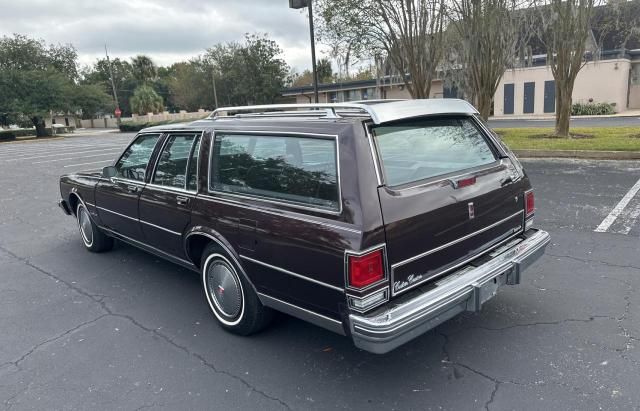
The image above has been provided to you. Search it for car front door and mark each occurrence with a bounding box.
[95,133,162,240]
[138,132,201,259]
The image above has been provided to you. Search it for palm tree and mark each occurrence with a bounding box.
[131,55,157,84]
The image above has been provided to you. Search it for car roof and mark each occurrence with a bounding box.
[139,99,479,133]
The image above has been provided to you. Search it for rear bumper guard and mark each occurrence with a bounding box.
[348,229,550,354]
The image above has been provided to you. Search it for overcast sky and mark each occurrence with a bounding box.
[0,0,328,72]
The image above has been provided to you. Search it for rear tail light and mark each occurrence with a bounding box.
[348,248,385,289]
[525,190,535,217]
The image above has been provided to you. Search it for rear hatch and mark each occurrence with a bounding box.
[371,116,525,297]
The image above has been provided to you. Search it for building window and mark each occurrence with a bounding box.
[329,91,338,102]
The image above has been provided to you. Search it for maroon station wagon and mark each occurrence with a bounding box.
[58,100,550,354]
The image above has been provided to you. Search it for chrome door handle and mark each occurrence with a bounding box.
[176,196,190,205]
[127,185,139,193]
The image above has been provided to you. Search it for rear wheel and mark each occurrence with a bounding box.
[76,203,113,252]
[201,244,272,335]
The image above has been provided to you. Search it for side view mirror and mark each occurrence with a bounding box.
[102,166,117,178]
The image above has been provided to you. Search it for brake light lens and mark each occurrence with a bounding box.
[348,249,385,288]
[456,177,476,189]
[525,190,535,217]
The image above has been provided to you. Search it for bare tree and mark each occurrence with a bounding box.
[533,0,600,137]
[447,0,529,120]
[317,0,446,99]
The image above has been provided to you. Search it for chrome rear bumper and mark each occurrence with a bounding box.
[349,229,550,354]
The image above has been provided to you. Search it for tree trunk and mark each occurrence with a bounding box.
[32,116,47,137]
[476,94,492,121]
[555,84,571,137]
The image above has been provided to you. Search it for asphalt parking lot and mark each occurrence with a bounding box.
[1,132,639,410]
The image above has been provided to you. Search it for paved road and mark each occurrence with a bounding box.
[488,115,640,128]
[1,133,639,410]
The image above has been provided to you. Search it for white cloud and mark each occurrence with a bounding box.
[0,0,324,72]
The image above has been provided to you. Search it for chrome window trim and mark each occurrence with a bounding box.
[343,243,389,292]
[108,177,145,186]
[472,114,511,159]
[150,131,203,192]
[187,132,202,192]
[207,130,343,216]
[257,293,345,335]
[208,190,342,216]
[364,122,383,186]
[239,254,344,292]
[391,210,524,270]
[196,194,361,234]
[145,183,196,196]
[387,161,506,193]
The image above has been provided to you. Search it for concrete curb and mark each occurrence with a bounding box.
[514,149,640,160]
[492,112,640,121]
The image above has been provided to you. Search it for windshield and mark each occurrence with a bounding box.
[373,117,497,187]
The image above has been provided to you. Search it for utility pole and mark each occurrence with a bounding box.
[290,0,319,103]
[105,45,121,126]
[211,66,219,108]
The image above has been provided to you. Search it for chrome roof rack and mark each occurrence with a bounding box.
[207,99,478,125]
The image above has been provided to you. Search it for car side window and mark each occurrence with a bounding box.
[211,134,340,211]
[152,133,198,189]
[114,134,161,181]
[186,136,201,191]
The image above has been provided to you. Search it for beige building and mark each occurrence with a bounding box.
[283,50,640,117]
[494,56,640,116]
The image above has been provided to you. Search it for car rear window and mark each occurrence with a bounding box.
[373,117,497,187]
[210,134,339,211]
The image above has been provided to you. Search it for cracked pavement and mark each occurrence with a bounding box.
[1,135,640,410]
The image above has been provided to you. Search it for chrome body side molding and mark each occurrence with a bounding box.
[258,293,346,335]
[100,226,196,271]
[240,255,344,292]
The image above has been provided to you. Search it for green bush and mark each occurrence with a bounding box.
[571,102,616,116]
[118,119,186,132]
[119,122,155,132]
[0,131,16,141]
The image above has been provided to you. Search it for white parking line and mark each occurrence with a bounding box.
[0,145,122,157]
[63,159,113,168]
[32,152,118,164]
[595,177,640,233]
[3,149,120,162]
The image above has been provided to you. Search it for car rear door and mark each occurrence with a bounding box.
[138,132,201,259]
[95,133,162,240]
[370,116,526,297]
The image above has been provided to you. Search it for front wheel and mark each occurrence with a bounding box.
[201,244,273,335]
[76,203,113,253]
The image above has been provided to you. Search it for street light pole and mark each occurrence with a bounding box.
[290,0,319,103]
[307,1,319,103]
[105,45,121,126]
